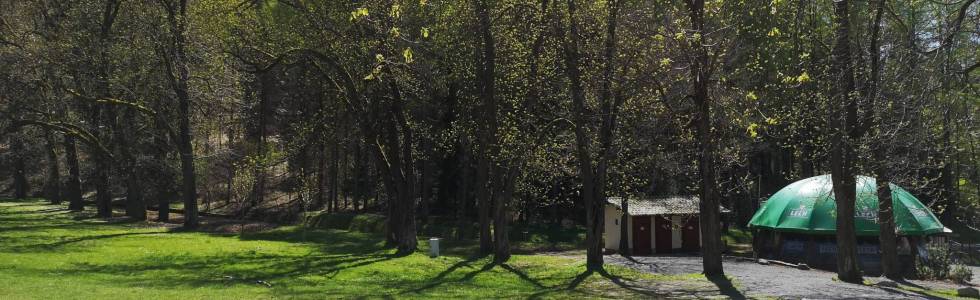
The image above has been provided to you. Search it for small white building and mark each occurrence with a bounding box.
[604,196,729,255]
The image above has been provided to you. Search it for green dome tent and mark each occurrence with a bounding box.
[748,175,945,236]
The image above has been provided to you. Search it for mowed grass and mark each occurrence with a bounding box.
[0,199,701,299]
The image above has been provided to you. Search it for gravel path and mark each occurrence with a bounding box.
[608,255,973,299]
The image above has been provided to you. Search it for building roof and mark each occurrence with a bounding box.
[606,196,730,216]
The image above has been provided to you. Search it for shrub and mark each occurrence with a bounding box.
[303,212,387,234]
[304,212,356,230]
[915,244,952,280]
[914,244,974,282]
[950,264,974,284]
[348,214,386,234]
[413,216,461,238]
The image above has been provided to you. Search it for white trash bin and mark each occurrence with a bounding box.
[429,237,440,258]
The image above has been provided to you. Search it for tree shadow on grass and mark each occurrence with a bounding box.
[36,207,70,214]
[401,254,492,294]
[525,267,668,299]
[566,269,594,290]
[537,267,753,299]
[596,268,666,297]
[67,250,396,290]
[706,274,746,299]
[403,256,573,298]
[237,227,390,255]
[876,287,945,300]
[0,203,176,253]
[893,279,928,290]
[2,201,385,258]
[524,270,597,299]
[0,223,85,233]
[1,199,409,291]
[0,207,71,216]
[878,280,951,300]
[53,225,405,290]
[500,263,547,289]
[0,201,49,206]
[3,231,165,252]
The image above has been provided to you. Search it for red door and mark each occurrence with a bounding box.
[632,216,652,255]
[682,217,701,251]
[654,216,673,254]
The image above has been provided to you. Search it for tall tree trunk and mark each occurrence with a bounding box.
[353,139,363,212]
[419,139,433,224]
[493,168,516,263]
[125,169,145,220]
[473,0,497,256]
[44,132,62,204]
[93,0,121,219]
[476,154,493,254]
[371,79,419,255]
[456,141,471,240]
[343,130,350,210]
[391,83,419,255]
[11,135,29,199]
[122,109,145,220]
[64,135,83,210]
[93,135,112,217]
[381,152,399,247]
[866,0,899,280]
[559,0,607,271]
[685,0,724,277]
[876,174,899,279]
[155,149,170,222]
[315,142,326,210]
[830,0,862,283]
[177,87,198,228]
[331,143,340,211]
[619,197,630,256]
[225,131,234,207]
[162,0,198,229]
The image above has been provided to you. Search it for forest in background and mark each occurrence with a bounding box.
[0,0,978,280]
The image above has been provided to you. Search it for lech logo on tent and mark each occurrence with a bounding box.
[856,206,878,223]
[789,204,808,218]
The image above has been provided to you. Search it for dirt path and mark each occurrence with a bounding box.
[608,255,970,299]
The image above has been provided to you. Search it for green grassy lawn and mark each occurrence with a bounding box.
[0,199,711,299]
